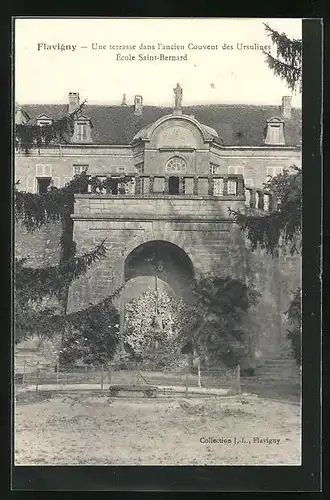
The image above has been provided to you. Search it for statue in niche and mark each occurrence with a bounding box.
[173,83,183,109]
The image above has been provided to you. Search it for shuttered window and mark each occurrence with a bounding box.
[228,166,244,175]
[36,164,52,177]
[227,180,237,195]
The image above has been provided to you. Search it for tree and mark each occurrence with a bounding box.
[262,23,302,93]
[14,175,122,365]
[229,23,303,365]
[14,103,129,365]
[285,287,302,365]
[190,276,260,368]
[229,166,301,257]
[123,289,197,370]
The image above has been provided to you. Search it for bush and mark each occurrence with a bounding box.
[287,327,301,366]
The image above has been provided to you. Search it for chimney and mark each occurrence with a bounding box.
[121,93,127,106]
[68,92,80,115]
[134,95,143,116]
[281,96,292,119]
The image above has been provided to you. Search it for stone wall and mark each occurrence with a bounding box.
[67,195,246,313]
[246,244,301,364]
[14,193,301,368]
[15,220,62,267]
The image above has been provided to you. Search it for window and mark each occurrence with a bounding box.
[268,125,281,144]
[166,156,187,174]
[266,167,283,177]
[245,178,254,187]
[210,164,217,174]
[228,166,244,175]
[36,164,52,177]
[36,114,53,127]
[117,166,127,174]
[265,117,285,145]
[214,178,224,196]
[169,176,180,194]
[73,165,88,176]
[135,163,144,174]
[37,120,52,127]
[76,123,87,141]
[37,177,52,194]
[227,180,237,195]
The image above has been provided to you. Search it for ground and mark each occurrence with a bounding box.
[15,391,301,466]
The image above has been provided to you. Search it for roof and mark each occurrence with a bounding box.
[20,103,302,147]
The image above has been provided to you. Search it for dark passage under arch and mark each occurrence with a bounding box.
[124,240,194,299]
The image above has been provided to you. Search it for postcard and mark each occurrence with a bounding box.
[12,16,321,491]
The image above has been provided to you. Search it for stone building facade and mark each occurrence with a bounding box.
[15,89,302,374]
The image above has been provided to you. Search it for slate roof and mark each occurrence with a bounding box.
[20,103,302,147]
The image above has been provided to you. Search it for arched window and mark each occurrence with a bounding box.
[166,156,187,174]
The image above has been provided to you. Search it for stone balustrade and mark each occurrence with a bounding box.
[84,173,276,212]
[86,173,246,199]
[244,186,277,212]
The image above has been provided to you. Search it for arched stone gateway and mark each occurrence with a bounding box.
[124,240,194,296]
[118,240,195,348]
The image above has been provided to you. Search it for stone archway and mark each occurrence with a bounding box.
[118,240,195,350]
[124,240,194,297]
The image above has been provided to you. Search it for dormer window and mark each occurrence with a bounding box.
[264,117,285,146]
[77,122,87,140]
[73,114,92,143]
[36,114,53,127]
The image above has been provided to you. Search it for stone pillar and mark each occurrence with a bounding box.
[164,176,169,194]
[149,176,154,194]
[258,190,265,210]
[193,176,199,195]
[250,188,257,208]
[105,175,112,194]
[223,178,228,196]
[179,176,185,195]
[237,176,245,196]
[208,175,214,196]
[135,175,141,195]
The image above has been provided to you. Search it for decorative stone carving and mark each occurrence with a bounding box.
[173,83,183,109]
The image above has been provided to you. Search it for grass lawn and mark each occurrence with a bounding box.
[15,391,301,466]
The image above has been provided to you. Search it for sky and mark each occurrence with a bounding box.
[14,18,302,108]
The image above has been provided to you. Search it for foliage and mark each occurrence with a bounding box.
[15,240,107,303]
[229,166,302,364]
[14,299,59,345]
[15,100,87,152]
[262,23,302,93]
[14,172,133,233]
[123,288,197,369]
[59,299,121,367]
[191,276,260,367]
[123,277,259,369]
[229,166,301,257]
[14,102,127,356]
[285,287,302,365]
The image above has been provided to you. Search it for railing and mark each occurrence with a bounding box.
[82,174,276,212]
[15,360,241,396]
[86,173,246,198]
[245,186,277,212]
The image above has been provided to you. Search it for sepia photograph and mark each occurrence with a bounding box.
[13,17,303,468]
